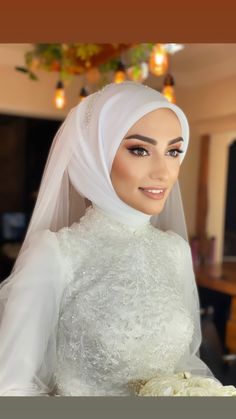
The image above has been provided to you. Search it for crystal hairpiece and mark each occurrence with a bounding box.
[82,93,99,130]
[82,83,115,130]
[82,82,151,130]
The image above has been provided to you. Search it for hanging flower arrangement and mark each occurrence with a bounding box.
[15,43,133,81]
[15,43,184,107]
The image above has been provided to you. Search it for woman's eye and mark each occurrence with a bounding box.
[128,147,149,157]
[167,149,184,158]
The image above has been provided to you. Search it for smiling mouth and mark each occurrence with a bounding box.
[139,187,166,200]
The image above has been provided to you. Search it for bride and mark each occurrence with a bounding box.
[0,81,213,396]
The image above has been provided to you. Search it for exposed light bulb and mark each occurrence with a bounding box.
[79,86,88,101]
[114,61,126,84]
[162,73,176,103]
[149,44,168,77]
[53,80,66,109]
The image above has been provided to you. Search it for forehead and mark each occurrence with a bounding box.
[126,108,182,137]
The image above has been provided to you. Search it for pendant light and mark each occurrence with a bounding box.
[149,44,169,76]
[53,80,66,109]
[162,73,176,103]
[114,61,126,84]
[79,86,88,101]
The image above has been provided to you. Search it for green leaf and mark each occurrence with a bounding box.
[99,58,119,73]
[25,51,35,67]
[59,70,73,83]
[15,66,29,73]
[74,43,102,60]
[129,44,151,65]
[29,72,38,80]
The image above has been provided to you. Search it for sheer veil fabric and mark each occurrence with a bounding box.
[0,81,213,396]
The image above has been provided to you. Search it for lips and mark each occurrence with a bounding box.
[139,187,166,200]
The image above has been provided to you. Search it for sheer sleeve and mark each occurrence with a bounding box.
[0,230,67,396]
[172,236,217,379]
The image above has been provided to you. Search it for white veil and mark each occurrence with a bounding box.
[0,81,213,396]
[16,81,190,251]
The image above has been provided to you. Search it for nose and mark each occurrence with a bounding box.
[149,155,169,182]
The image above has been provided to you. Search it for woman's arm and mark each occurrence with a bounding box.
[173,236,216,378]
[0,230,66,396]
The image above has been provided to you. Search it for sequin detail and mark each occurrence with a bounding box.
[82,83,115,129]
[54,206,194,396]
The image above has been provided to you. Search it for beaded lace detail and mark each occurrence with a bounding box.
[54,206,194,396]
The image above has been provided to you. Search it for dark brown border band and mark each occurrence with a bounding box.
[1,1,236,41]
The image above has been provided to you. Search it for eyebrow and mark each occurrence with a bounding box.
[124,134,184,146]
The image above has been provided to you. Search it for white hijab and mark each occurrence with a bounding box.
[21,81,189,258]
[0,81,214,396]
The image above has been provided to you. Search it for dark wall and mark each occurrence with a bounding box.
[0,113,62,215]
[0,116,27,212]
[224,140,236,257]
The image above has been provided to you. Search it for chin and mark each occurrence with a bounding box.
[133,201,166,216]
[141,207,164,216]
[118,193,167,216]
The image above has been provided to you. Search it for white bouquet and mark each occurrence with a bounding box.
[128,372,236,396]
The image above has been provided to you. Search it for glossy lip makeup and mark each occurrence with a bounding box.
[139,187,166,200]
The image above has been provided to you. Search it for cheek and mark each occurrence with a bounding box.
[111,154,141,185]
[168,161,181,182]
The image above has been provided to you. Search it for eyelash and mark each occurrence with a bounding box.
[127,146,184,158]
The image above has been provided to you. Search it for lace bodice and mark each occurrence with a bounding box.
[53,206,194,396]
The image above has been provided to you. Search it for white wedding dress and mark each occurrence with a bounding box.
[0,205,203,396]
[54,206,195,396]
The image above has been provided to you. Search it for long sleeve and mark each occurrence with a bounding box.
[0,230,66,396]
[173,237,215,378]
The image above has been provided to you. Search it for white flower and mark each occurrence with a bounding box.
[133,372,236,397]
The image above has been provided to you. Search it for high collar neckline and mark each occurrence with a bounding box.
[91,203,152,229]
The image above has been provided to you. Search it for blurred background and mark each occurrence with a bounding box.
[0,43,236,383]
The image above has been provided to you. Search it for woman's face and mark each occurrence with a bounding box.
[111,108,183,215]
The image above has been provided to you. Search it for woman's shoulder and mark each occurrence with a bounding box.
[9,229,68,295]
[54,223,89,276]
[165,229,189,244]
[161,228,192,257]
[55,222,82,251]
[55,223,76,241]
[24,228,62,261]
[24,228,70,269]
[24,227,77,282]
